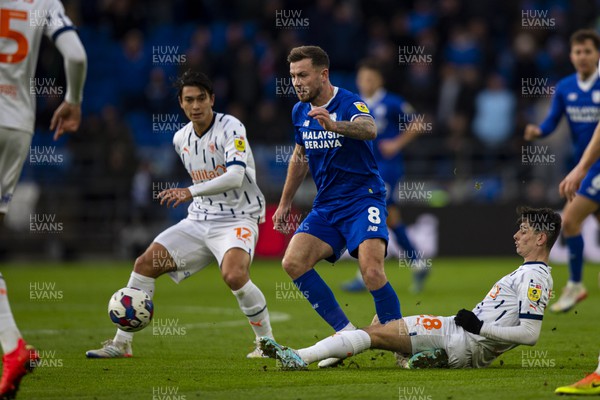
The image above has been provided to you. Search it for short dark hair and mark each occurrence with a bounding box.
[516,206,562,251]
[175,69,214,99]
[570,29,600,50]
[357,58,384,76]
[287,46,330,69]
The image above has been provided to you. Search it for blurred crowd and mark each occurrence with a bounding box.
[17,0,600,256]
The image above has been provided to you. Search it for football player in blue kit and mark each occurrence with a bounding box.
[523,29,600,312]
[342,60,427,293]
[273,46,401,367]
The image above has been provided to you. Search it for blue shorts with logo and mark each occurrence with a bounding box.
[577,163,600,205]
[295,195,389,263]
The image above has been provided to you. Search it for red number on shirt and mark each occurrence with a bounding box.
[0,9,29,64]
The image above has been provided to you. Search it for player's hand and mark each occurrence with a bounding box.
[454,309,483,335]
[378,139,399,159]
[559,165,587,201]
[307,107,336,131]
[272,204,291,234]
[50,101,82,141]
[523,124,542,141]
[158,188,192,208]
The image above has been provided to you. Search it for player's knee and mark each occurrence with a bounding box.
[133,253,153,276]
[134,250,167,278]
[281,256,306,279]
[222,267,248,290]
[361,266,387,288]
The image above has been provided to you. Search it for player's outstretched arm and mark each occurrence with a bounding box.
[560,120,600,200]
[159,165,246,208]
[51,30,87,140]
[526,85,564,141]
[379,119,423,159]
[273,145,309,233]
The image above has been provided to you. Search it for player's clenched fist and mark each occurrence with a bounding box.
[523,124,542,141]
[454,309,483,335]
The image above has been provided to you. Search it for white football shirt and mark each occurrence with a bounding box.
[0,0,74,132]
[468,261,553,367]
[173,113,265,223]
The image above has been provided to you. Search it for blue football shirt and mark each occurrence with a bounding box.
[367,89,415,177]
[292,87,385,207]
[539,72,600,164]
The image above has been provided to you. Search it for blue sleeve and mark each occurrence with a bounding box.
[538,82,565,137]
[292,103,303,146]
[343,94,373,122]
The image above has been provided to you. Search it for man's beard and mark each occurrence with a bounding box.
[298,85,320,103]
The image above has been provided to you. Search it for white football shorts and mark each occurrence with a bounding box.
[403,315,480,368]
[0,127,33,214]
[154,217,259,283]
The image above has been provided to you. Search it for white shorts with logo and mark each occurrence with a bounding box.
[0,127,33,213]
[154,218,259,283]
[404,315,479,368]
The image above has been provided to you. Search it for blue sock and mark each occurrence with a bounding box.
[370,281,402,323]
[566,235,584,283]
[293,269,350,331]
[393,224,418,260]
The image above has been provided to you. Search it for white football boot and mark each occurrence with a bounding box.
[247,339,269,358]
[86,340,132,358]
[550,281,587,313]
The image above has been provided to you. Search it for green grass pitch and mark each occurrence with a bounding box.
[1,258,598,400]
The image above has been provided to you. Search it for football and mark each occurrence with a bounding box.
[108,287,154,332]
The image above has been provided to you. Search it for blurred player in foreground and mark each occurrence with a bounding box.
[0,0,87,397]
[524,29,600,312]
[260,207,559,370]
[272,46,401,368]
[342,59,426,293]
[555,120,600,395]
[86,70,274,359]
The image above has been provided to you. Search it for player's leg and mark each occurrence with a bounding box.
[86,241,175,358]
[282,231,355,332]
[87,219,205,358]
[0,127,33,258]
[212,221,274,357]
[259,320,411,369]
[357,238,402,323]
[551,195,598,312]
[555,352,600,395]
[0,129,39,397]
[0,274,39,398]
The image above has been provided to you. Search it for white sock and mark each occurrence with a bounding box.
[340,322,356,332]
[113,272,156,345]
[298,330,371,365]
[0,274,21,354]
[596,353,600,374]
[232,280,273,339]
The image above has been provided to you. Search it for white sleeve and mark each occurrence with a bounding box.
[54,30,87,104]
[188,165,245,197]
[479,319,542,346]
